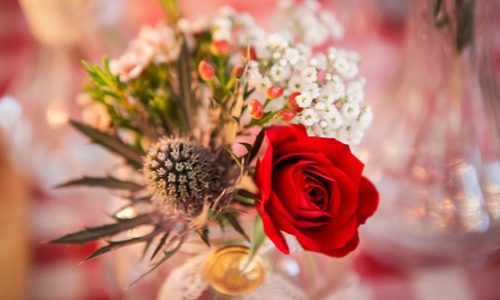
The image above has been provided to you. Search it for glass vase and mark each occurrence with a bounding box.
[363,0,500,265]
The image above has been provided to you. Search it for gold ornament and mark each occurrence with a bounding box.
[204,245,266,296]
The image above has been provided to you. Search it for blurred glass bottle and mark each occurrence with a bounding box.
[364,0,500,265]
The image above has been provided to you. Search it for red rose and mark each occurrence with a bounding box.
[254,125,378,257]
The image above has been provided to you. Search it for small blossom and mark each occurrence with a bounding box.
[210,40,231,56]
[287,92,303,112]
[266,86,284,99]
[341,102,360,120]
[284,48,300,65]
[269,65,291,82]
[232,65,244,78]
[198,60,215,81]
[278,109,296,122]
[300,67,317,83]
[357,106,373,129]
[248,99,264,119]
[302,82,320,98]
[287,75,304,92]
[295,93,314,108]
[300,108,319,126]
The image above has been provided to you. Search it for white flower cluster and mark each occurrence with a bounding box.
[245,35,372,145]
[109,23,180,82]
[274,0,344,47]
[206,6,264,47]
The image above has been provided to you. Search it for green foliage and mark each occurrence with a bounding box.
[55,176,143,192]
[244,215,266,269]
[50,214,155,244]
[70,120,144,168]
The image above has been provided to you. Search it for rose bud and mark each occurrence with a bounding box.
[278,109,296,122]
[210,40,231,56]
[266,86,284,99]
[287,92,303,112]
[248,99,263,119]
[232,65,244,78]
[242,47,257,60]
[198,60,215,81]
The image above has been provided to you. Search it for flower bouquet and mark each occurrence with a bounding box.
[52,0,378,298]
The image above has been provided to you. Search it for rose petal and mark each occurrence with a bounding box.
[294,216,358,252]
[324,233,360,257]
[274,138,364,186]
[256,201,290,254]
[265,124,308,147]
[357,177,379,224]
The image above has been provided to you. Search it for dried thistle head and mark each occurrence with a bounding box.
[143,137,222,217]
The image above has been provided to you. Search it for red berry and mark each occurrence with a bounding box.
[198,60,215,81]
[242,47,257,60]
[287,92,303,112]
[266,86,284,99]
[278,109,296,122]
[232,65,244,78]
[210,40,231,56]
[248,99,263,119]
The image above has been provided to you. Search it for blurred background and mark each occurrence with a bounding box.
[0,0,499,299]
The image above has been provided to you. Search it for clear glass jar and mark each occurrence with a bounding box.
[363,0,500,266]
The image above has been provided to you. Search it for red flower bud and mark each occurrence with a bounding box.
[278,109,296,122]
[266,86,284,99]
[242,47,257,60]
[198,60,215,81]
[287,92,303,112]
[248,99,263,119]
[232,65,244,78]
[210,40,231,56]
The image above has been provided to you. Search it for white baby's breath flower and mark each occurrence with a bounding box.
[324,80,345,101]
[357,106,373,129]
[300,67,317,83]
[287,75,304,92]
[254,76,272,93]
[341,102,361,120]
[212,29,232,41]
[269,64,291,83]
[300,108,319,126]
[267,33,289,48]
[295,93,314,108]
[302,82,320,98]
[284,48,300,65]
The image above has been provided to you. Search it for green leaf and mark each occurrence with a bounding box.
[150,230,170,261]
[196,227,211,247]
[50,214,154,244]
[244,215,266,270]
[175,37,194,133]
[129,240,183,286]
[86,235,150,261]
[239,142,253,155]
[55,176,143,192]
[222,212,250,242]
[245,129,265,166]
[70,120,144,168]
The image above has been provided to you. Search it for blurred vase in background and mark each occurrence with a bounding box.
[364,0,500,265]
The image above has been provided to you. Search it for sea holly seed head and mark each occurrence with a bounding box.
[143,137,222,217]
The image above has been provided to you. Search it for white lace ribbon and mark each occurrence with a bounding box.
[157,253,308,300]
